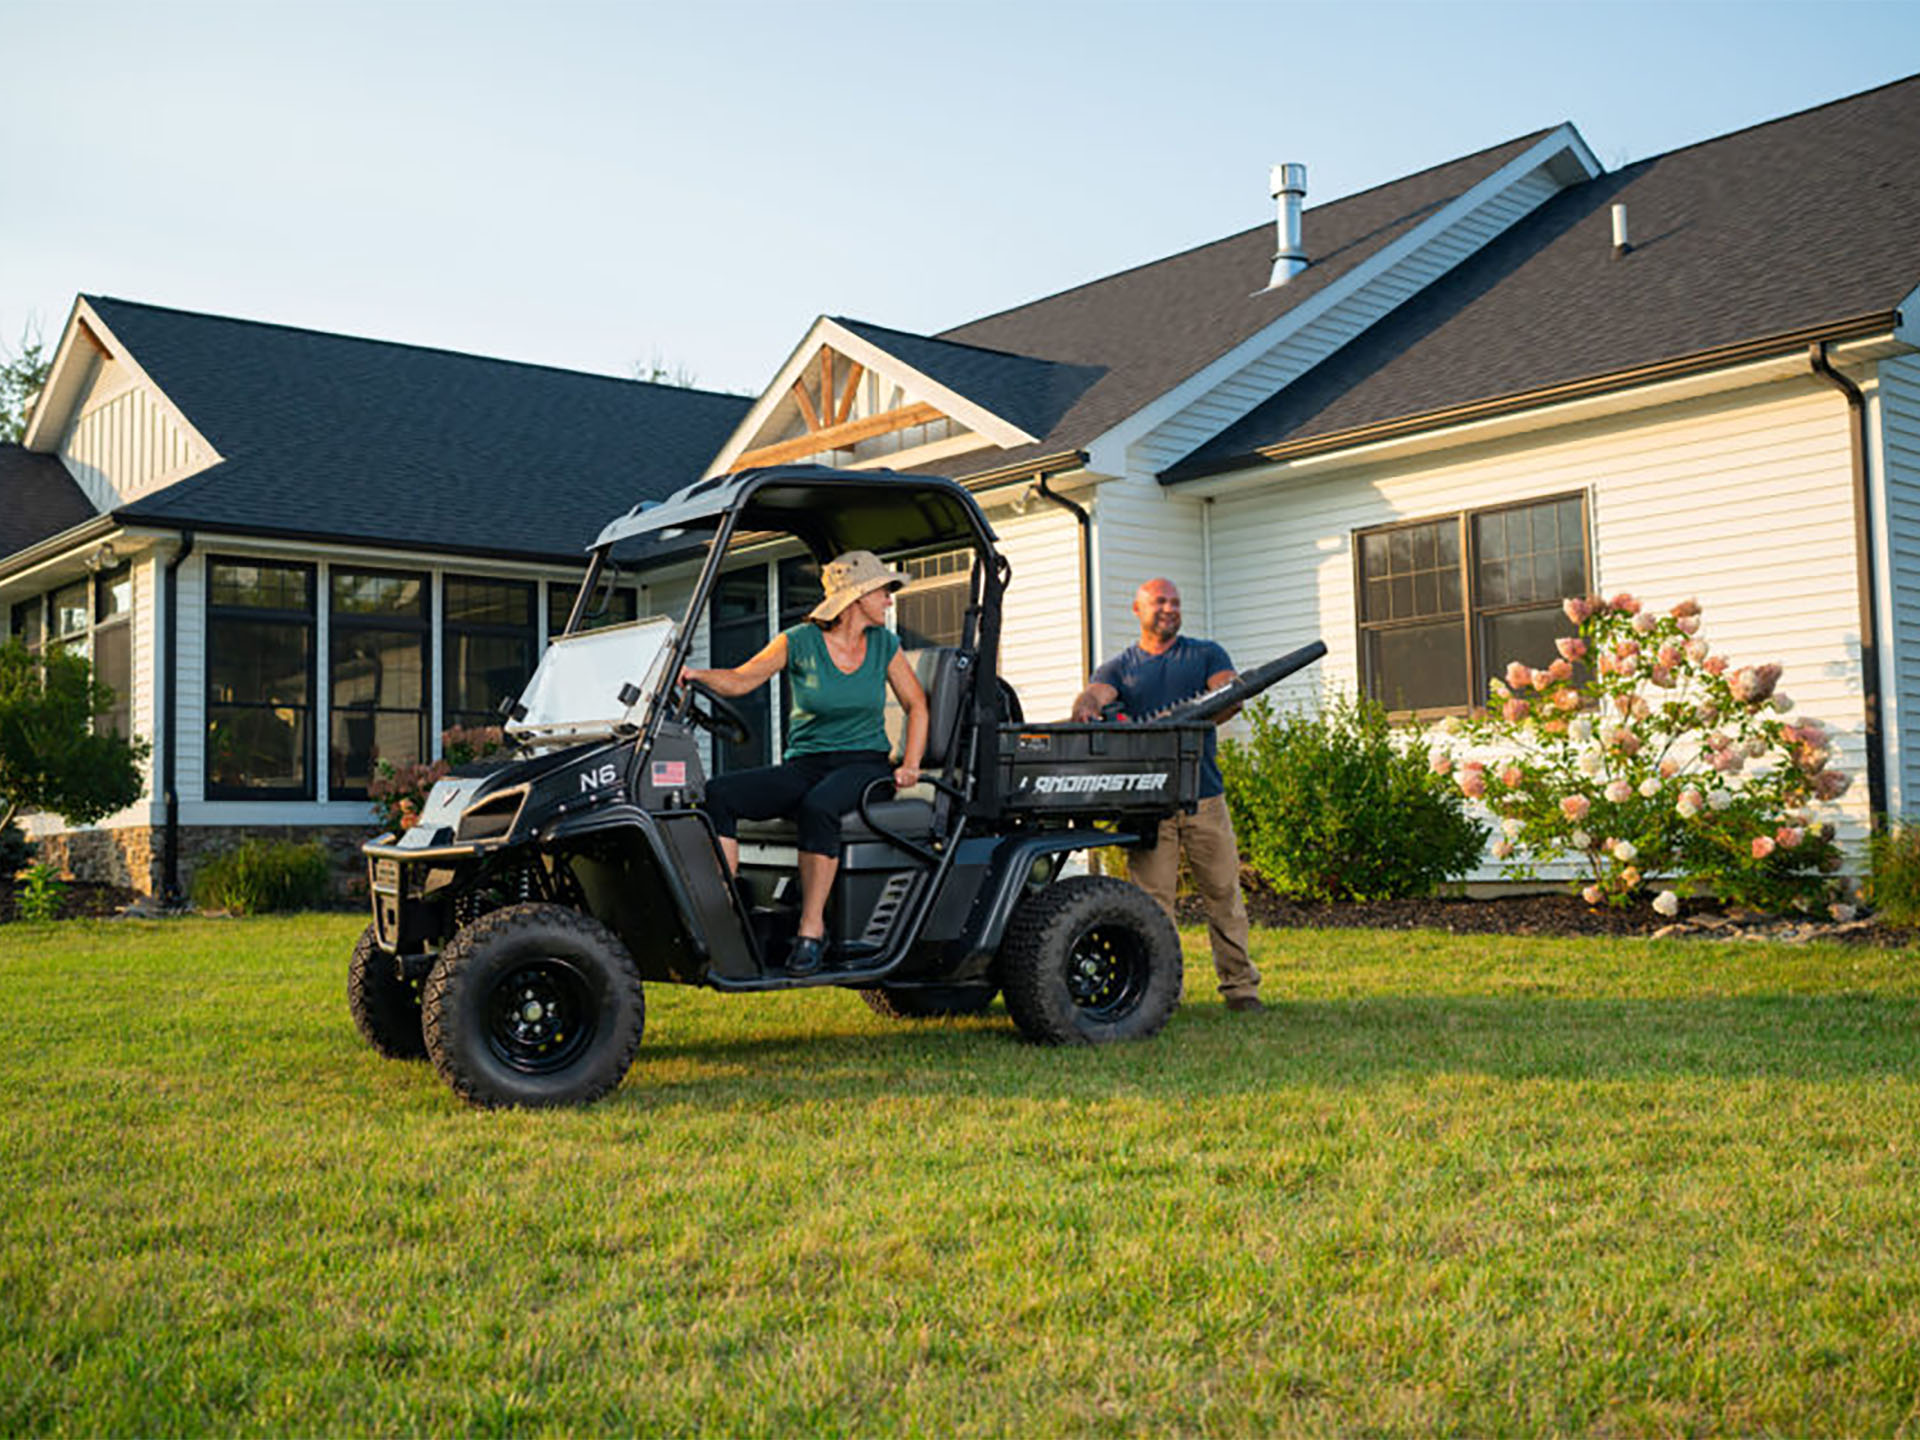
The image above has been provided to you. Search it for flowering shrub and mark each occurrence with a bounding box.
[1221,692,1488,902]
[367,725,509,832]
[1435,593,1849,914]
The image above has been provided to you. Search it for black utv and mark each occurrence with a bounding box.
[351,466,1308,1108]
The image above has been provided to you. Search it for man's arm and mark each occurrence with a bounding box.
[1070,681,1120,722]
[1203,668,1240,724]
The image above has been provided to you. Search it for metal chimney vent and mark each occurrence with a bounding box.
[1269,163,1309,287]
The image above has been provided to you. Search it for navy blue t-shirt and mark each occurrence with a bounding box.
[1091,635,1235,797]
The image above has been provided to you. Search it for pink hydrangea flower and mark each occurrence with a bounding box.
[1677,615,1702,635]
[1500,764,1524,788]
[1776,826,1804,849]
[1611,593,1641,615]
[1659,758,1679,778]
[1814,770,1852,801]
[1554,688,1580,712]
[1670,597,1701,619]
[1751,835,1777,860]
[1685,638,1710,664]
[1728,664,1783,705]
[1656,644,1681,669]
[1676,788,1704,817]
[1429,751,1453,776]
[1561,794,1591,822]
[1505,660,1533,690]
[1491,838,1515,860]
[1502,698,1529,724]
[1613,730,1643,757]
[1458,765,1487,799]
[1704,655,1728,676]
[1620,866,1641,888]
[1556,636,1588,662]
[1615,638,1641,659]
[1605,779,1633,804]
[1563,597,1592,625]
[1582,884,1604,906]
[1632,611,1657,635]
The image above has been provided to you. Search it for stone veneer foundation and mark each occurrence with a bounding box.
[30,824,378,903]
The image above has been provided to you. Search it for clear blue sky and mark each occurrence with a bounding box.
[5,0,1917,396]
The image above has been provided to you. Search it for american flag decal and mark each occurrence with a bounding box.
[651,760,687,787]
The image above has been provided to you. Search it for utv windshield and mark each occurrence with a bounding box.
[507,615,676,745]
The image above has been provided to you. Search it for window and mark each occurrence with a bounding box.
[93,565,132,738]
[708,567,772,772]
[1357,494,1589,715]
[49,580,89,658]
[547,580,638,637]
[444,577,535,731]
[10,597,44,653]
[207,559,314,799]
[895,549,973,650]
[330,569,430,799]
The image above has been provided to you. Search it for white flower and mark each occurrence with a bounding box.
[1491,838,1514,860]
[1502,817,1524,840]
[1676,789,1704,818]
[1569,716,1594,744]
[1638,777,1661,798]
[1653,890,1680,917]
[1437,716,1461,735]
[1613,839,1638,862]
[1708,788,1734,812]
[1605,779,1633,804]
[1578,748,1605,777]
[1632,611,1657,634]
[1570,829,1592,850]
[1598,720,1621,746]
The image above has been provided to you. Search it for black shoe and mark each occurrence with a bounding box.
[787,934,826,976]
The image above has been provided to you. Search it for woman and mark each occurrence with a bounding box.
[682,549,929,975]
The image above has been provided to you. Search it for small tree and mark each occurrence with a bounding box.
[0,641,151,832]
[1,320,50,444]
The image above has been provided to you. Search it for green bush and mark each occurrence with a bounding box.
[1220,692,1488,902]
[15,862,65,922]
[190,839,333,915]
[1867,823,1920,926]
[0,820,33,877]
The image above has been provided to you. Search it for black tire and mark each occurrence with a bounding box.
[421,902,644,1109]
[997,876,1183,1045]
[858,983,998,1021]
[347,923,426,1061]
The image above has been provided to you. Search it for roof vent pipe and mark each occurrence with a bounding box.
[1611,202,1631,259]
[1268,163,1309,287]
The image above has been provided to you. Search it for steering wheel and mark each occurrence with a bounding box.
[678,677,754,747]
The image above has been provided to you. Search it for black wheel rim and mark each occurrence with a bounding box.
[1063,922,1150,1020]
[486,957,598,1074]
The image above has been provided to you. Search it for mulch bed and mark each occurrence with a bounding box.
[1179,875,1920,948]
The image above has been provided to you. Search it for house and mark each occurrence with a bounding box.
[686,72,1920,863]
[9,72,1919,894]
[1,299,751,894]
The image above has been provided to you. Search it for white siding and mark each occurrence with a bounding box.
[1088,475,1208,663]
[1205,378,1873,853]
[1129,169,1565,474]
[59,357,210,509]
[1878,352,1920,819]
[992,503,1088,721]
[175,553,208,808]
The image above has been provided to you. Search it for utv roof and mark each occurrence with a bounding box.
[594,465,997,558]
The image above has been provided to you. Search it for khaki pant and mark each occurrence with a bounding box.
[1126,793,1259,1001]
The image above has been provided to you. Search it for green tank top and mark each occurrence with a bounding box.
[782,622,898,757]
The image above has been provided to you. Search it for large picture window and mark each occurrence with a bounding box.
[444,577,535,732]
[93,565,132,738]
[207,559,314,799]
[329,569,430,799]
[1357,494,1589,715]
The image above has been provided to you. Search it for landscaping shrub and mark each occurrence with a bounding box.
[1436,592,1848,914]
[1866,823,1920,926]
[14,862,64,922]
[1220,692,1488,902]
[0,819,32,877]
[368,724,509,832]
[190,839,332,915]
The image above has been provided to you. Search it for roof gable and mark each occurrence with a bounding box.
[73,298,754,560]
[706,317,1101,476]
[1170,72,1920,478]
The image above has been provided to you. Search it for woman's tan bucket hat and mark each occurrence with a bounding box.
[810,549,910,622]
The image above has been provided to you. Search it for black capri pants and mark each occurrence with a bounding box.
[703,750,894,857]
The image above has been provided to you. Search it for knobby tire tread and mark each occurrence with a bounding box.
[347,922,427,1061]
[999,875,1182,1045]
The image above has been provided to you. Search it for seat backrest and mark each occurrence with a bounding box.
[883,646,972,767]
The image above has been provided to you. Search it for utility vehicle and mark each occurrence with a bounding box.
[350,465,1317,1108]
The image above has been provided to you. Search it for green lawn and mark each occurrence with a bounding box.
[3,915,1919,1436]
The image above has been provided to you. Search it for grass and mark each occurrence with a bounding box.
[3,916,1920,1436]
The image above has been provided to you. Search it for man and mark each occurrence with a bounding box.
[1070,578,1262,1012]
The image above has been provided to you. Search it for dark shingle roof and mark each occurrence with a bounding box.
[1171,73,1920,478]
[910,128,1557,474]
[0,444,96,557]
[830,317,1104,442]
[90,298,753,559]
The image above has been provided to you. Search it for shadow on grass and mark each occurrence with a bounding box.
[621,991,1920,1109]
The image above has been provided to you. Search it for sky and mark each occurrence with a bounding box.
[4,0,1918,398]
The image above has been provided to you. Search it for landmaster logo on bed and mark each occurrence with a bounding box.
[1019,772,1170,795]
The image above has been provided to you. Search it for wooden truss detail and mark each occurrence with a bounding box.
[735,401,943,470]
[789,346,866,436]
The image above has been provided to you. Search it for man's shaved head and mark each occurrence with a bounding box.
[1133,577,1182,645]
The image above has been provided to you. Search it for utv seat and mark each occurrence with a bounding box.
[734,646,971,848]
